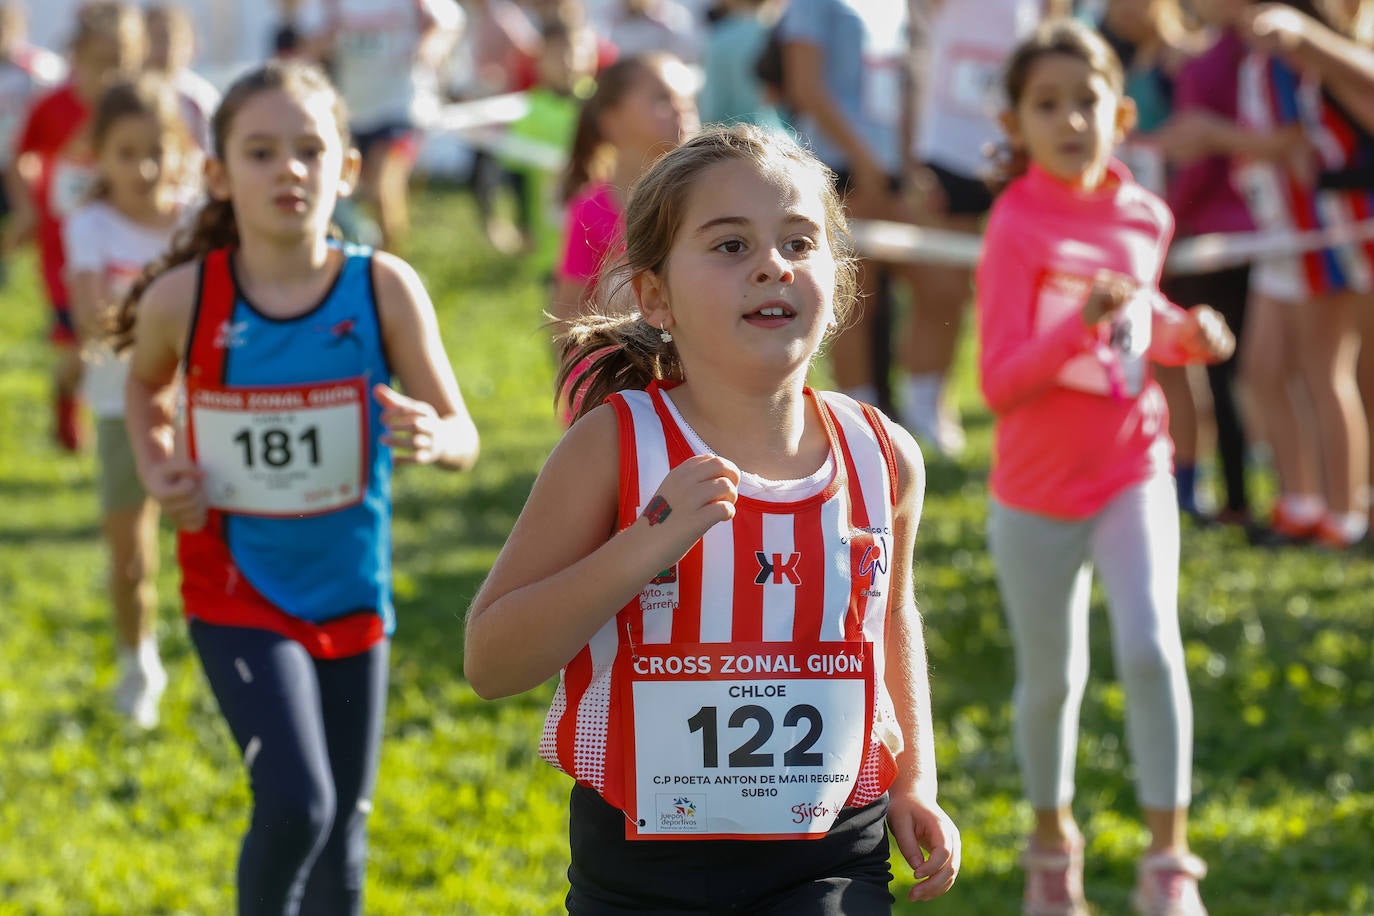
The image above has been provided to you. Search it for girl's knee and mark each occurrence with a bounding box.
[252,779,338,858]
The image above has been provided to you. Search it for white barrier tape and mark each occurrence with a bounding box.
[848,217,1374,277]
[430,92,531,133]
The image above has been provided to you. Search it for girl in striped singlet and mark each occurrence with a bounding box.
[466,124,960,914]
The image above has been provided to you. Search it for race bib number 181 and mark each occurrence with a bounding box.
[188,377,368,517]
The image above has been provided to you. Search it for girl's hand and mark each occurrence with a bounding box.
[638,454,741,566]
[888,789,961,902]
[375,382,447,466]
[1182,305,1236,363]
[1082,270,1135,327]
[1241,4,1311,55]
[144,456,207,531]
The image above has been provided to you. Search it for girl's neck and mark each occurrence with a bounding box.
[611,150,650,199]
[234,232,335,316]
[666,373,825,479]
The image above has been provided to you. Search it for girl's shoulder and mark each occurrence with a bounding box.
[815,390,923,507]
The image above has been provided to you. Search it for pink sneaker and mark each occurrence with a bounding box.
[1021,841,1089,916]
[1131,850,1208,915]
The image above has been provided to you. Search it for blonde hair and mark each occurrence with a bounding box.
[557,124,857,421]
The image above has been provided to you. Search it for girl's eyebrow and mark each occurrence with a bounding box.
[692,214,821,236]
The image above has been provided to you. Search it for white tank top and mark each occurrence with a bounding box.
[916,0,1045,178]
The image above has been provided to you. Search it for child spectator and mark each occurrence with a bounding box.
[11,2,144,451]
[977,21,1232,914]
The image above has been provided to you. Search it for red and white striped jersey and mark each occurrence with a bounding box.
[540,381,903,822]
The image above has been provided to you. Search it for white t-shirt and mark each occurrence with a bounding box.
[916,0,1044,177]
[62,201,185,417]
[324,0,464,132]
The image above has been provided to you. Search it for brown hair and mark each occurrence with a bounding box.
[557,124,858,421]
[561,53,671,202]
[86,75,189,202]
[70,2,145,71]
[991,19,1125,190]
[112,60,350,350]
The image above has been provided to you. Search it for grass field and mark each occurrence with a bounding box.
[0,188,1371,915]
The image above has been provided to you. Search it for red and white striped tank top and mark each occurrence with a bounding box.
[540,382,903,827]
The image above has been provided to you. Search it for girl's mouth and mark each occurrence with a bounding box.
[744,302,796,327]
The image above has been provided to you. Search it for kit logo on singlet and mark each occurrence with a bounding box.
[325,316,363,349]
[640,566,677,613]
[754,551,802,586]
[854,535,889,599]
[655,794,705,831]
[213,320,248,350]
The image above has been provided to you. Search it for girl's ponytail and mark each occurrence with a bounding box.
[111,197,239,351]
[556,310,684,423]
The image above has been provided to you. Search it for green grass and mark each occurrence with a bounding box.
[0,189,1370,915]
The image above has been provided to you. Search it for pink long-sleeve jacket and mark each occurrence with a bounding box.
[976,161,1198,520]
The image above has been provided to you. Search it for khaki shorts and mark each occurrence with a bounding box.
[96,417,147,514]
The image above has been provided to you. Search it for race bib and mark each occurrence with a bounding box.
[187,377,368,517]
[1034,271,1152,398]
[623,642,873,840]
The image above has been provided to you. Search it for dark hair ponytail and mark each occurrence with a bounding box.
[111,198,238,350]
[555,313,684,422]
[560,55,662,202]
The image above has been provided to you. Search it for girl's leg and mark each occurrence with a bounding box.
[298,640,389,916]
[1295,291,1367,529]
[105,498,164,726]
[190,622,338,916]
[374,142,416,255]
[1154,363,1206,515]
[97,417,164,725]
[1089,475,1192,849]
[1240,294,1322,527]
[1202,267,1252,518]
[987,500,1094,847]
[899,211,980,455]
[830,253,881,402]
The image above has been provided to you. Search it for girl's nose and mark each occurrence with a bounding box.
[1067,111,1088,131]
[755,248,795,284]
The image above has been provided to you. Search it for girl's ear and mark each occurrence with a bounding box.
[337,146,362,198]
[204,156,231,201]
[1114,95,1138,143]
[633,270,672,331]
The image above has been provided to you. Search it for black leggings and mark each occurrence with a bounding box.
[190,621,389,916]
[566,785,894,915]
[1162,265,1252,513]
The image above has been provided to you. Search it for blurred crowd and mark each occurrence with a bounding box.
[5,0,1374,552]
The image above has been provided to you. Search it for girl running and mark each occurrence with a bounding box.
[12,2,143,451]
[550,51,696,328]
[64,76,193,729]
[467,124,960,912]
[120,60,478,914]
[976,21,1232,916]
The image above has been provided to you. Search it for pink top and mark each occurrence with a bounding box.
[557,181,624,289]
[976,161,1197,520]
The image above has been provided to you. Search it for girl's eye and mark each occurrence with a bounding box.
[716,239,745,254]
[298,145,324,160]
[247,147,272,161]
[785,237,816,254]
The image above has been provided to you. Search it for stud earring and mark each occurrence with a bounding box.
[660,325,673,344]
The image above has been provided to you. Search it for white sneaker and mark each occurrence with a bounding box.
[115,658,167,730]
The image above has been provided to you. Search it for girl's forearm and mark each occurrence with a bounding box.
[125,376,178,480]
[886,600,939,798]
[465,519,675,699]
